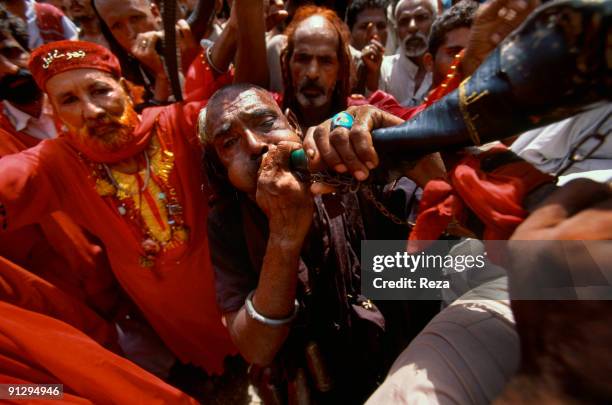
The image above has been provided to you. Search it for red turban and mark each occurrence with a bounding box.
[29,40,121,91]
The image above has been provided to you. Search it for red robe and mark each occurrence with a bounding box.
[0,301,198,404]
[0,100,235,374]
[0,258,197,404]
[0,105,119,316]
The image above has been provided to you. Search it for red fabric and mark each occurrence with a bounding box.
[29,40,121,92]
[348,91,425,121]
[0,301,199,405]
[410,147,554,242]
[0,105,119,316]
[410,179,466,242]
[0,98,236,373]
[183,50,234,102]
[0,256,118,351]
[33,3,66,45]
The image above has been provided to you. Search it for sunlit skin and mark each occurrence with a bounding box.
[350,8,388,51]
[94,0,161,53]
[45,69,139,158]
[289,15,340,125]
[207,88,301,196]
[395,0,434,57]
[430,26,470,86]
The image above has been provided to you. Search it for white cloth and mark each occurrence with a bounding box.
[24,0,78,50]
[558,169,612,186]
[511,103,612,175]
[366,277,518,405]
[3,97,57,140]
[379,53,432,107]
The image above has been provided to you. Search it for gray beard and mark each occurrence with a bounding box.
[401,33,429,58]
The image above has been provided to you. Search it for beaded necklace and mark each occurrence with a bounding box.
[86,131,189,267]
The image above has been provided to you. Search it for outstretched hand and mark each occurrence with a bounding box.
[303,105,403,181]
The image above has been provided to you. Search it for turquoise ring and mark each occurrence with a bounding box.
[330,111,354,131]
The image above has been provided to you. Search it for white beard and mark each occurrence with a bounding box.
[400,32,429,58]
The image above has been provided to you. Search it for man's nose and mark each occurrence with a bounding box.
[366,22,378,40]
[408,18,418,33]
[306,60,319,79]
[82,99,106,120]
[244,130,268,156]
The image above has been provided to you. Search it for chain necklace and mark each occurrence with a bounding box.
[309,171,415,227]
[102,151,151,194]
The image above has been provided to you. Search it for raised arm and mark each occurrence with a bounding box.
[233,0,269,87]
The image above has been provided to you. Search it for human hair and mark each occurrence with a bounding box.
[0,3,30,50]
[280,5,354,115]
[345,0,388,31]
[428,0,478,56]
[392,0,438,19]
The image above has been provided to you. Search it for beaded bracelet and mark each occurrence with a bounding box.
[245,290,299,327]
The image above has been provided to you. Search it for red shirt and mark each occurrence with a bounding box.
[0,61,236,373]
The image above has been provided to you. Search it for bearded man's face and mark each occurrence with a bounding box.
[395,0,434,58]
[46,68,140,161]
[289,16,340,112]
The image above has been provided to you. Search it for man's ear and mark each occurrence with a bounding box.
[119,78,135,105]
[284,108,302,138]
[423,52,434,72]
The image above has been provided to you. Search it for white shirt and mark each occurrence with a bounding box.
[511,103,612,175]
[379,53,432,107]
[24,0,78,50]
[3,97,57,140]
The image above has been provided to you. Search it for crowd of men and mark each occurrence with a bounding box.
[0,0,610,403]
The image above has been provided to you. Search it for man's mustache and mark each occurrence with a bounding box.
[84,116,125,137]
[403,32,428,49]
[298,80,324,94]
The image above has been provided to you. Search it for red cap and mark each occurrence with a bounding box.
[29,40,122,91]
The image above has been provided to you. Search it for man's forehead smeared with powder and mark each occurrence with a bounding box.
[204,86,287,144]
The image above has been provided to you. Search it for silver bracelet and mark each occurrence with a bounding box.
[245,290,299,327]
[205,44,227,75]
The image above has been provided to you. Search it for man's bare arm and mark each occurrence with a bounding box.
[224,235,302,365]
[224,142,313,365]
[234,0,269,87]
